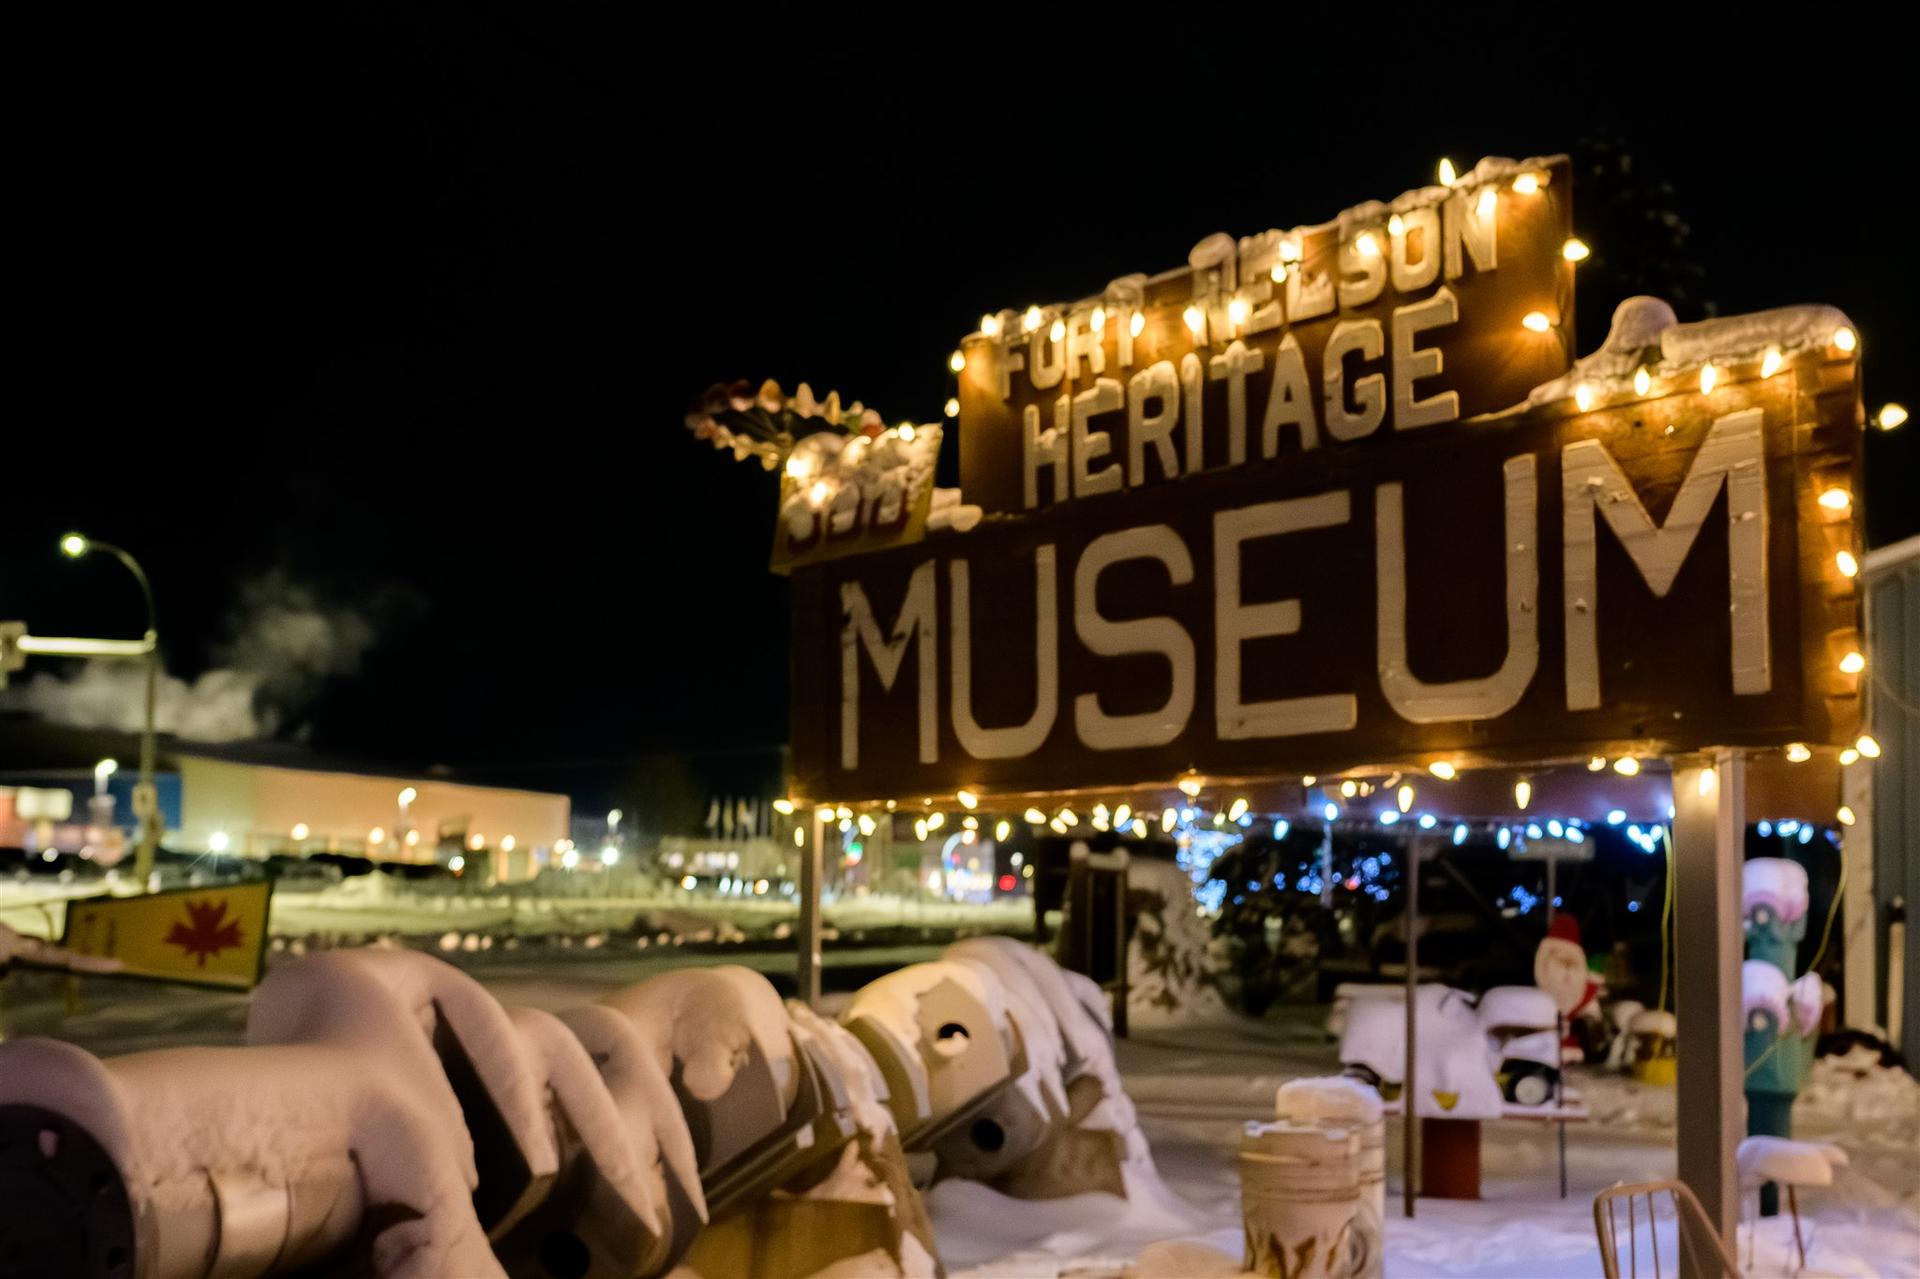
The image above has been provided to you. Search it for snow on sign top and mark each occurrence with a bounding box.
[955,156,1574,517]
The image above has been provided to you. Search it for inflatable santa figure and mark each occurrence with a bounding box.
[1533,915,1602,1061]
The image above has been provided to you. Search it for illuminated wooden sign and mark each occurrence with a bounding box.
[789,164,1865,802]
[956,157,1574,516]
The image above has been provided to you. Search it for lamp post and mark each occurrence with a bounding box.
[61,534,161,886]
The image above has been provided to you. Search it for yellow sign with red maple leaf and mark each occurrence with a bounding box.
[61,881,272,990]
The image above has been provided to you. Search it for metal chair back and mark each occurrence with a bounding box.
[1593,1179,1741,1279]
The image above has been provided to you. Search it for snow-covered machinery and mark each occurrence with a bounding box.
[1477,985,1561,1106]
[842,959,1027,1156]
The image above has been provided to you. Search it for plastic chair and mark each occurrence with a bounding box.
[1593,1180,1742,1279]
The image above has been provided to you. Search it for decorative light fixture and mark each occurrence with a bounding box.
[1023,305,1043,333]
[948,350,967,373]
[1633,367,1652,396]
[1575,384,1595,412]
[1437,157,1457,187]
[1514,779,1532,809]
[1818,487,1851,511]
[1428,761,1457,780]
[1760,347,1783,377]
[1522,311,1552,332]
[980,313,1001,338]
[1877,403,1908,430]
[1857,734,1881,759]
[1700,364,1719,394]
[1396,785,1415,813]
[1837,551,1859,578]
[944,397,960,418]
[1832,326,1857,353]
[1839,651,1866,675]
[1562,238,1590,262]
[1130,311,1146,337]
[1785,743,1812,763]
[1183,305,1205,335]
[1613,757,1641,777]
[1024,807,1047,824]
[957,789,979,809]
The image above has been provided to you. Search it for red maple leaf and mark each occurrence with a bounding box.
[164,899,244,966]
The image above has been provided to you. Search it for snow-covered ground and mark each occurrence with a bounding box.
[1,872,1031,947]
[935,1014,1919,1278]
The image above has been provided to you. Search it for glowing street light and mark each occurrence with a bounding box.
[60,534,162,885]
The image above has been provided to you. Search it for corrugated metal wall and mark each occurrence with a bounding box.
[1866,536,1919,1063]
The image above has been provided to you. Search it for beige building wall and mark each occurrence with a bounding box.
[175,756,569,864]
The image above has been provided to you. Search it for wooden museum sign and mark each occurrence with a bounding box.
[789,156,1866,801]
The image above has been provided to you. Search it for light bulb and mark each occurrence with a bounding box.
[1437,157,1456,187]
[1760,347,1783,377]
[1700,364,1718,394]
[1228,296,1249,327]
[1785,743,1811,763]
[1562,238,1590,262]
[1588,756,1606,771]
[980,313,1000,338]
[1832,326,1856,352]
[1634,367,1652,396]
[1178,775,1203,798]
[1613,757,1641,776]
[1270,261,1288,283]
[1878,403,1908,430]
[1428,761,1457,780]
[1512,171,1545,195]
[858,814,876,836]
[1478,187,1499,218]
[1355,232,1381,258]
[1837,550,1858,578]
[1818,487,1851,511]
[1838,805,1857,826]
[773,798,795,815]
[995,820,1011,841]
[1091,306,1106,332]
[1388,213,1405,237]
[926,811,945,830]
[1228,797,1249,821]
[1840,748,1860,766]
[1183,305,1205,335]
[1024,807,1046,824]
[944,397,959,418]
[1340,780,1358,798]
[957,789,978,809]
[1057,808,1078,827]
[1514,780,1532,809]
[899,423,916,441]
[1857,734,1881,758]
[949,350,966,373]
[1522,311,1551,332]
[1130,310,1146,337]
[1839,651,1865,674]
[1397,785,1415,813]
[1161,807,1177,832]
[1023,305,1043,333]
[1049,318,1065,343]
[1575,384,1594,412]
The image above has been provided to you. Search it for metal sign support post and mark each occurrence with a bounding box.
[1671,750,1745,1271]
[798,808,825,1007]
[1402,834,1423,1220]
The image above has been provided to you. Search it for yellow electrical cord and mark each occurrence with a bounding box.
[1657,827,1675,1014]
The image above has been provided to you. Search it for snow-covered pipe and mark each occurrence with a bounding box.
[842,960,1021,1149]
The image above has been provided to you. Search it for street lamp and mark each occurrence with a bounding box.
[398,786,418,859]
[61,534,161,886]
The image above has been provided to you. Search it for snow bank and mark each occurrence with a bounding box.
[0,918,123,973]
[1127,858,1228,1027]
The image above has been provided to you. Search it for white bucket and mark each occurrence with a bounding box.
[1274,1079,1385,1279]
[1239,1122,1364,1279]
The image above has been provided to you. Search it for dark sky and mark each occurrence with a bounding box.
[6,8,1913,767]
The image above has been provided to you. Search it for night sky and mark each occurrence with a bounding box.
[6,9,1913,768]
